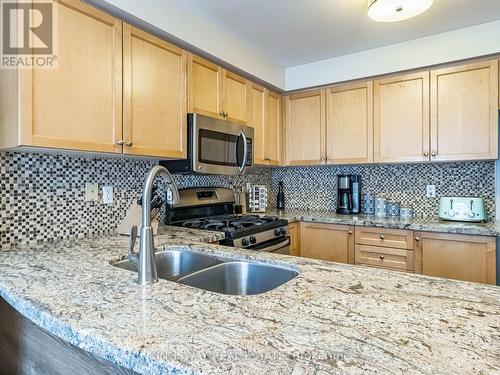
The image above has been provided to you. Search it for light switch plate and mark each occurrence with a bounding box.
[85,183,99,202]
[102,186,113,204]
[426,184,436,198]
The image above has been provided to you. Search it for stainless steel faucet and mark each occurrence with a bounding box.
[128,165,180,285]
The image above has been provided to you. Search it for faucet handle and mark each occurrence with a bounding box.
[128,225,139,267]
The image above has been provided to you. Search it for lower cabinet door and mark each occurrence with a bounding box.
[288,222,300,256]
[415,232,496,284]
[300,223,354,264]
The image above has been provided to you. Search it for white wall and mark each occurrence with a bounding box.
[102,0,286,89]
[286,20,500,90]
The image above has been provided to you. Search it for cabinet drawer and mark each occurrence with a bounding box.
[355,227,414,249]
[355,245,414,271]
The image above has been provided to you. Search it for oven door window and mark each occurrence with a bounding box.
[198,129,245,167]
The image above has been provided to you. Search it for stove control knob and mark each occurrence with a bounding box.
[274,229,281,236]
[242,238,249,247]
[280,228,287,235]
[249,236,257,244]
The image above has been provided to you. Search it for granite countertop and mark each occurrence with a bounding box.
[266,209,500,236]
[156,224,226,243]
[0,232,499,374]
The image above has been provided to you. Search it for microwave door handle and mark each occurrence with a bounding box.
[238,130,247,172]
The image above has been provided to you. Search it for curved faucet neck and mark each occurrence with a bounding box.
[141,165,179,230]
[136,165,179,285]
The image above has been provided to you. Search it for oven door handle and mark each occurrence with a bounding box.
[237,130,247,172]
[260,237,290,253]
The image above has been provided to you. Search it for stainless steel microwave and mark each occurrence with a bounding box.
[160,113,254,174]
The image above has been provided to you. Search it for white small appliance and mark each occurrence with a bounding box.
[438,197,486,222]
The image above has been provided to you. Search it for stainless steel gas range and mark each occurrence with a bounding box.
[165,188,290,254]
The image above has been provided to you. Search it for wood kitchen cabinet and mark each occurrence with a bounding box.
[188,54,249,124]
[249,86,282,165]
[249,83,266,164]
[288,222,300,256]
[414,232,496,285]
[430,60,498,161]
[284,90,326,165]
[187,54,222,119]
[355,245,414,272]
[0,0,123,153]
[300,223,354,264]
[355,227,414,249]
[222,70,249,125]
[374,72,430,163]
[326,82,373,164]
[123,24,187,158]
[265,91,282,165]
[354,227,415,272]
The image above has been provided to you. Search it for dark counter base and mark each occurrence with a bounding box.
[0,298,137,375]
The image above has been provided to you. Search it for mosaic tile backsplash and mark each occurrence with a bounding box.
[268,162,496,220]
[0,152,270,249]
[0,151,496,249]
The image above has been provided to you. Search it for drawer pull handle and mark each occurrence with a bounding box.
[379,255,385,260]
[379,235,385,240]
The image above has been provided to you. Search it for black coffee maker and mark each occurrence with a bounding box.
[336,175,361,215]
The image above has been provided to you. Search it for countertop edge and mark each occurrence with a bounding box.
[274,212,500,237]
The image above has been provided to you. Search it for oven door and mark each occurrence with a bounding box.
[191,113,253,174]
[251,237,290,255]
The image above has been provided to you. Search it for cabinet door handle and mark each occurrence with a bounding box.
[348,230,353,235]
[224,112,229,118]
[379,234,385,240]
[116,140,124,145]
[415,237,421,242]
[219,111,225,118]
[431,151,436,157]
[423,151,429,157]
[379,255,385,260]
[320,156,325,161]
[126,141,133,147]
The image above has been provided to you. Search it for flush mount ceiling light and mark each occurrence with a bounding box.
[367,0,434,22]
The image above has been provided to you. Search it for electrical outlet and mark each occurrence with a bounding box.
[166,187,173,203]
[102,186,113,204]
[426,184,436,198]
[85,183,99,202]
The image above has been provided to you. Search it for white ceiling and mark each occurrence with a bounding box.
[179,0,500,67]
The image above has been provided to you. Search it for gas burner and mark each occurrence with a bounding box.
[178,214,282,234]
[166,187,289,252]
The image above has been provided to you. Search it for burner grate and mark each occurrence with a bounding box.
[179,215,279,232]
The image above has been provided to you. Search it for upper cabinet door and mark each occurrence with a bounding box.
[20,0,123,153]
[374,72,430,163]
[248,83,266,164]
[326,82,373,164]
[285,90,326,165]
[265,91,282,165]
[222,70,249,125]
[188,54,222,119]
[123,25,187,159]
[430,60,498,161]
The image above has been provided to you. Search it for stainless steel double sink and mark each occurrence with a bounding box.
[112,250,299,296]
